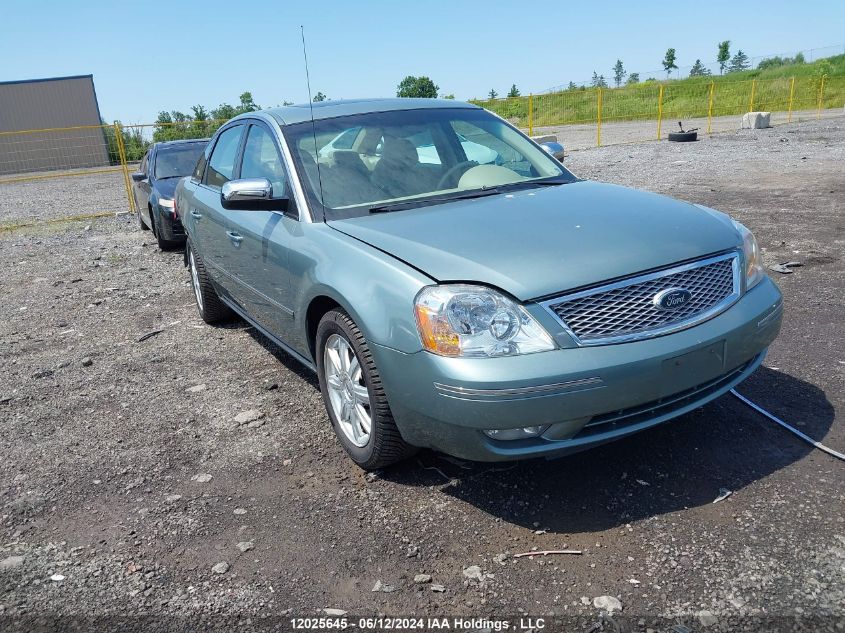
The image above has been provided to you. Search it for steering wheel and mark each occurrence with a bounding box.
[437,161,478,190]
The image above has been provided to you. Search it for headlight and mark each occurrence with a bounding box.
[414,284,557,358]
[158,198,175,209]
[733,220,764,290]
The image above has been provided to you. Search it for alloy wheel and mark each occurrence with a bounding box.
[324,333,372,447]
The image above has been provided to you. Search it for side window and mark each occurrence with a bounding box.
[204,125,243,189]
[240,124,288,198]
[192,147,208,181]
[450,121,511,169]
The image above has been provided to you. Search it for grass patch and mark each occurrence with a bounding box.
[475,55,845,128]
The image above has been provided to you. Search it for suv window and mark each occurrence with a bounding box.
[240,124,288,197]
[205,125,243,189]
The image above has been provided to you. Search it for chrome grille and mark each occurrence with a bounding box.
[542,253,740,345]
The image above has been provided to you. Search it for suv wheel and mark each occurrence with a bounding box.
[316,309,417,470]
[186,240,233,324]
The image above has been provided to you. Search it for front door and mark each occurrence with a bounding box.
[222,121,296,338]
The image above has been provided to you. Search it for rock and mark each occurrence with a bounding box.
[0,556,25,571]
[186,384,206,393]
[430,584,446,592]
[236,541,254,553]
[414,574,432,584]
[191,473,212,483]
[580,596,591,606]
[233,410,264,425]
[697,610,718,627]
[283,459,292,466]
[371,580,396,593]
[81,357,93,367]
[50,574,65,582]
[493,553,509,565]
[32,369,54,379]
[593,595,623,614]
[406,545,419,558]
[364,471,381,483]
[462,565,483,582]
[165,494,182,502]
[211,562,229,574]
[741,112,771,129]
[323,609,347,616]
[233,508,247,515]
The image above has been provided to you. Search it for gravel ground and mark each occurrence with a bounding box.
[0,118,843,632]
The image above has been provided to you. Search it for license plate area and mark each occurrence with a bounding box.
[659,340,726,397]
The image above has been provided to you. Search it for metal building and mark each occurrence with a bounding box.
[0,74,110,176]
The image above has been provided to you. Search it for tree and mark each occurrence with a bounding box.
[689,59,711,77]
[488,88,498,99]
[567,81,577,90]
[237,91,259,113]
[590,72,607,88]
[613,59,626,87]
[396,75,439,98]
[441,93,455,99]
[507,84,520,98]
[662,48,678,77]
[626,73,640,85]
[312,91,327,102]
[728,50,750,73]
[717,40,731,74]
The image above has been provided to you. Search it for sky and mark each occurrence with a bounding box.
[1,0,843,125]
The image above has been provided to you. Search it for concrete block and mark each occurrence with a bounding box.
[741,112,771,129]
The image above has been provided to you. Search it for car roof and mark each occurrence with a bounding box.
[254,98,480,126]
[153,138,209,149]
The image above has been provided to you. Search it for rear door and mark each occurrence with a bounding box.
[222,120,297,337]
[188,124,246,294]
[134,150,152,222]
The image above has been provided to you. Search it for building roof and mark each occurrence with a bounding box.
[0,74,95,86]
[261,98,479,126]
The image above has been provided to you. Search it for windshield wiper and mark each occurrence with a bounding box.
[369,187,503,213]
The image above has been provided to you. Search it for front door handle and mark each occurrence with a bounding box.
[226,231,244,245]
[190,209,202,220]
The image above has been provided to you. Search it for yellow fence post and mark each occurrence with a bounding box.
[787,77,796,122]
[596,88,602,147]
[528,94,534,137]
[707,81,715,134]
[113,122,134,213]
[748,79,757,112]
[656,84,664,140]
[817,74,826,119]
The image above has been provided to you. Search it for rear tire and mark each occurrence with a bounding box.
[316,309,417,470]
[186,240,233,324]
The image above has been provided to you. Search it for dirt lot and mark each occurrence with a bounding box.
[0,118,843,632]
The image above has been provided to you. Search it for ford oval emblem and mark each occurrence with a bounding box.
[653,288,692,310]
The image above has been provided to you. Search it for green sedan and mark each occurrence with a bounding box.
[175,98,782,469]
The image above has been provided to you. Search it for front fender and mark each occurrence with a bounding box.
[290,223,434,356]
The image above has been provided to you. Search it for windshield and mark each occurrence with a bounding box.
[283,107,575,219]
[154,144,206,179]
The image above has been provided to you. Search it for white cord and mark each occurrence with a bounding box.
[730,389,845,461]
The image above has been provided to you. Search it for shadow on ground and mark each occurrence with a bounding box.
[382,366,834,533]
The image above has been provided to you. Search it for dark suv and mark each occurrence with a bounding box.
[132,139,208,249]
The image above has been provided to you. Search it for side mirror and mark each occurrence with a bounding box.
[131,171,147,182]
[540,141,565,162]
[221,178,289,211]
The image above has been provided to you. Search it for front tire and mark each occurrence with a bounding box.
[186,240,233,324]
[316,309,417,470]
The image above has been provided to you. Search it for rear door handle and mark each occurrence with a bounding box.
[226,231,243,244]
[190,209,202,219]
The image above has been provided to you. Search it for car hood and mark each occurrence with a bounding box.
[328,181,740,301]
